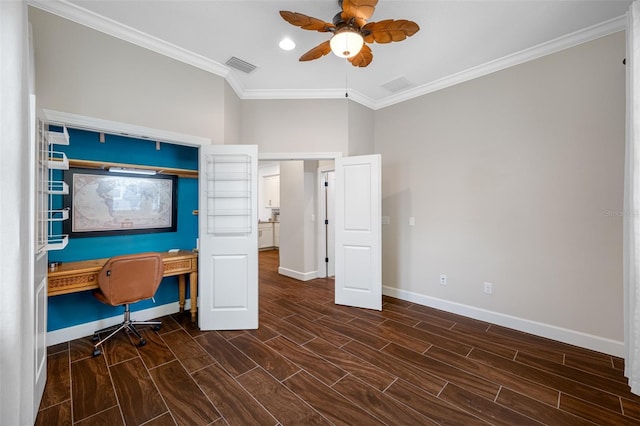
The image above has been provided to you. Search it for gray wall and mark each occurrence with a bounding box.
[278,161,306,275]
[224,80,241,145]
[240,99,349,153]
[240,98,374,156]
[375,32,625,344]
[348,100,375,156]
[30,7,226,143]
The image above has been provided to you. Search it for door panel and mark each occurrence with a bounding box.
[335,155,381,310]
[33,95,47,418]
[212,254,248,307]
[198,145,258,330]
[343,246,373,291]
[344,164,373,231]
[35,273,47,387]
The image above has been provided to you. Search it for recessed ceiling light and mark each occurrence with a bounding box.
[279,38,295,51]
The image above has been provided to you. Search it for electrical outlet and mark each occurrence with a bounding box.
[483,282,493,294]
[440,274,447,285]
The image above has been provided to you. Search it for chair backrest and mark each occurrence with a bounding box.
[97,252,164,306]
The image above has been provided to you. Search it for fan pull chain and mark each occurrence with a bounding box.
[345,59,349,98]
[345,59,349,143]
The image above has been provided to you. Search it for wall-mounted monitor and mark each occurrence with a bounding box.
[63,168,177,238]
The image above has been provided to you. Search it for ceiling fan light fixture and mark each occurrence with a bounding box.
[330,27,363,58]
[279,37,296,51]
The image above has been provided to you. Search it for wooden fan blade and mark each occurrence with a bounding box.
[362,19,420,44]
[280,11,335,32]
[348,44,373,67]
[299,40,332,62]
[341,0,378,27]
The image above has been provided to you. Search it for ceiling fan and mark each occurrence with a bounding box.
[280,0,420,68]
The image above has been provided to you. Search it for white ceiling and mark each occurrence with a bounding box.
[30,0,631,109]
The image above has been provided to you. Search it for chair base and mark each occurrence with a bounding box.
[92,303,161,357]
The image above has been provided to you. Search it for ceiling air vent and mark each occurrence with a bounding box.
[226,56,257,74]
[381,76,412,93]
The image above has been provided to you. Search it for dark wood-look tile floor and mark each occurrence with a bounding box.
[37,250,640,425]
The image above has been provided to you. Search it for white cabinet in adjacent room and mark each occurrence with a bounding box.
[258,222,274,249]
[274,222,280,248]
[264,174,280,208]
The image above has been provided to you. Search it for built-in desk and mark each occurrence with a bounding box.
[47,250,198,322]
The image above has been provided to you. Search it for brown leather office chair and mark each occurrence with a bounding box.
[91,252,164,357]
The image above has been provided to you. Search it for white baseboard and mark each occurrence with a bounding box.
[46,299,192,346]
[382,286,624,357]
[278,267,318,282]
[50,287,624,357]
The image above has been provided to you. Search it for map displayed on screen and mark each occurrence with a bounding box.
[71,173,173,233]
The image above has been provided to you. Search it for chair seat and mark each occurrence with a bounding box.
[91,252,164,357]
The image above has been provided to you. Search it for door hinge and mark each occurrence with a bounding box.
[325,257,329,263]
[324,181,329,187]
[324,219,329,225]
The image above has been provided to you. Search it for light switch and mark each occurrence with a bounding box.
[409,217,415,226]
[382,216,390,225]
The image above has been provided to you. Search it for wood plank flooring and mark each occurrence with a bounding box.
[37,250,640,425]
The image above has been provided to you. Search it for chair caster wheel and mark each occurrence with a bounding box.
[91,334,99,342]
[138,339,147,347]
[152,324,161,331]
[92,348,101,357]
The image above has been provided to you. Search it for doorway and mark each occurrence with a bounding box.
[255,154,381,311]
[258,154,340,283]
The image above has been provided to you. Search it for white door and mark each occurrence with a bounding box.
[198,145,258,330]
[327,171,335,277]
[334,155,382,310]
[320,170,336,277]
[32,97,47,419]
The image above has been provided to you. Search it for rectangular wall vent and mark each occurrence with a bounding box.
[226,56,257,74]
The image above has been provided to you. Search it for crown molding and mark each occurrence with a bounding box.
[224,70,246,98]
[28,1,626,111]
[28,0,229,77]
[240,87,376,108]
[241,88,349,100]
[374,14,627,110]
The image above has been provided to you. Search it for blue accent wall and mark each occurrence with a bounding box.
[48,128,198,331]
